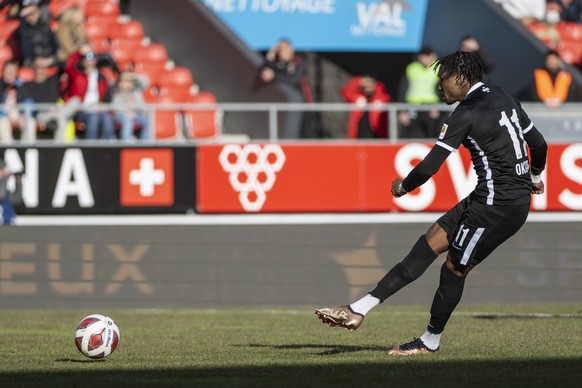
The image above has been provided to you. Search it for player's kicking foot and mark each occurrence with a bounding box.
[387,337,439,356]
[314,305,364,331]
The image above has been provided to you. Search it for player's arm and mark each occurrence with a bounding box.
[391,146,451,197]
[523,123,548,194]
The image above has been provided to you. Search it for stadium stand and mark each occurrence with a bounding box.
[0,0,220,141]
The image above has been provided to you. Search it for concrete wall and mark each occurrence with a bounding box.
[1,222,580,308]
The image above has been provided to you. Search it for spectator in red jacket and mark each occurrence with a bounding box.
[340,74,392,139]
[63,45,114,139]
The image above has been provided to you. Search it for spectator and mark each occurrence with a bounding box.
[340,73,392,139]
[259,38,314,139]
[0,159,23,225]
[0,0,49,21]
[397,46,442,139]
[56,5,89,65]
[546,0,582,23]
[458,35,495,78]
[23,55,81,139]
[63,46,114,140]
[0,60,36,143]
[111,72,150,141]
[14,4,58,67]
[530,49,579,106]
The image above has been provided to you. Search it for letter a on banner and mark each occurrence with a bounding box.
[52,149,95,208]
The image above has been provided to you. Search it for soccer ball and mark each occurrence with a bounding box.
[74,314,120,359]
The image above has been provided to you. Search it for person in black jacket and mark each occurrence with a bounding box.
[15,4,58,67]
[259,38,315,139]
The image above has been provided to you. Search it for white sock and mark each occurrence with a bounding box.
[420,329,441,350]
[349,294,380,315]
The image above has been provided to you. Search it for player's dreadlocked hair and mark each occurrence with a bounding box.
[433,51,484,86]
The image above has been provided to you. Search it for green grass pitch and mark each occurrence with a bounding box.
[1,305,581,387]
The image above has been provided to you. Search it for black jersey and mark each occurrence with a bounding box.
[401,82,547,206]
[437,82,537,205]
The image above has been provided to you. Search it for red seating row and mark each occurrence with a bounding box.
[150,91,220,139]
[525,20,582,66]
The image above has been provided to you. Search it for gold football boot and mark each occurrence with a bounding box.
[314,305,364,331]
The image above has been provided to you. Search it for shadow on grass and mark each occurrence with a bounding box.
[472,313,582,320]
[239,343,387,356]
[55,358,106,363]
[3,357,582,388]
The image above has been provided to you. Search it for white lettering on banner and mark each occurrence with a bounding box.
[129,158,165,197]
[394,143,435,211]
[52,149,95,208]
[204,0,239,12]
[4,148,39,207]
[445,151,477,200]
[351,1,407,37]
[205,0,335,13]
[558,143,582,210]
[219,144,285,212]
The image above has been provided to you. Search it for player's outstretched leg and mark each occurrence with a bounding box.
[315,234,440,331]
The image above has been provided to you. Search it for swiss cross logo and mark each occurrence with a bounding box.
[120,149,174,206]
[219,144,286,212]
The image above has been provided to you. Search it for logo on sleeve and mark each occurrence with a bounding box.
[438,124,448,140]
[120,149,174,206]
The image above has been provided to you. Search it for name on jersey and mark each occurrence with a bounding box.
[515,160,530,175]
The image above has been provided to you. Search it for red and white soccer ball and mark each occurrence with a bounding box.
[74,314,120,359]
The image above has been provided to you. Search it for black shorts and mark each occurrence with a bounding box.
[437,193,530,267]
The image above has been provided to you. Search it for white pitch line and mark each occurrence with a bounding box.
[14,212,582,226]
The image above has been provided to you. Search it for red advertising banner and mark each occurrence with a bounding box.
[197,143,582,213]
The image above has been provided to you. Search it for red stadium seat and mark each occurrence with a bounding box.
[132,43,168,65]
[109,43,137,70]
[48,0,81,19]
[84,21,109,41]
[0,19,19,44]
[157,67,194,88]
[557,42,582,66]
[0,45,13,65]
[85,0,120,18]
[17,66,35,82]
[85,14,118,29]
[132,61,165,85]
[142,85,159,103]
[156,67,194,101]
[149,94,181,139]
[182,92,221,139]
[89,37,110,54]
[157,85,193,102]
[109,36,142,56]
[556,21,582,41]
[109,20,144,41]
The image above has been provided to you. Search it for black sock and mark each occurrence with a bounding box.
[369,235,438,302]
[428,263,466,334]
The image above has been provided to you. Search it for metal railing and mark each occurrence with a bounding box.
[1,101,582,144]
